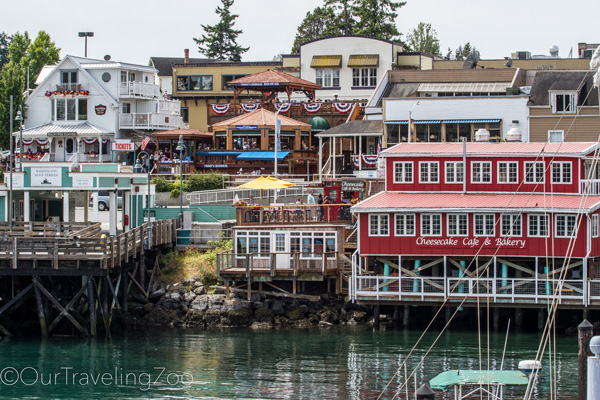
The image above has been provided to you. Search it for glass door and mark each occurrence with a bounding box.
[272,232,290,269]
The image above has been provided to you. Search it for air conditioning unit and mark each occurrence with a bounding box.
[516,51,531,60]
[582,49,594,59]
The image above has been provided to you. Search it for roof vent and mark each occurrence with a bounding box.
[507,127,522,142]
[475,128,490,142]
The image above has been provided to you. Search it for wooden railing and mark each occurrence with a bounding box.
[0,221,101,238]
[236,204,353,226]
[217,251,339,278]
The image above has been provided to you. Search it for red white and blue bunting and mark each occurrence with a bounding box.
[333,102,353,113]
[35,138,49,146]
[82,138,98,145]
[303,103,322,113]
[240,103,260,113]
[274,103,292,113]
[362,155,378,166]
[17,139,34,146]
[351,156,360,168]
[211,103,231,115]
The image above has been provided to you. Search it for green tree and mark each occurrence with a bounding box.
[0,32,12,71]
[291,6,338,54]
[26,31,60,87]
[0,61,26,148]
[452,42,477,60]
[406,22,441,56]
[194,0,249,61]
[352,0,406,40]
[8,32,30,65]
[324,0,356,36]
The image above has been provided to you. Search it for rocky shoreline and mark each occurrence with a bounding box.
[127,280,372,329]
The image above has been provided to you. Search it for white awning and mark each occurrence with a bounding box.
[12,122,113,138]
[417,82,511,93]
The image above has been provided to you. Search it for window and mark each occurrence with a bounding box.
[120,71,127,82]
[498,162,518,184]
[472,161,492,183]
[222,74,248,90]
[315,68,340,88]
[352,68,377,87]
[525,161,545,183]
[552,92,577,113]
[528,214,549,237]
[369,214,389,236]
[548,130,564,143]
[474,214,495,236]
[236,232,270,257]
[393,162,413,183]
[447,214,468,236]
[501,214,522,236]
[421,214,442,236]
[555,215,577,237]
[60,70,78,90]
[593,214,599,238]
[294,232,336,257]
[53,98,87,121]
[552,162,571,184]
[419,162,439,183]
[445,162,464,184]
[177,75,213,91]
[181,107,189,124]
[395,213,415,236]
[122,102,131,114]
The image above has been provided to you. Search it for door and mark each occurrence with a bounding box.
[272,232,290,269]
[65,137,76,160]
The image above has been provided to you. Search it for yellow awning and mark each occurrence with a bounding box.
[347,54,379,68]
[310,55,342,68]
[237,176,296,190]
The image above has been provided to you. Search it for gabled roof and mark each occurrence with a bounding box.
[152,128,212,139]
[212,108,311,129]
[228,69,320,90]
[528,70,598,106]
[382,142,600,157]
[316,120,383,137]
[12,122,110,137]
[149,57,214,76]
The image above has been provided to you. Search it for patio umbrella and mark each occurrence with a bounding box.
[237,176,295,205]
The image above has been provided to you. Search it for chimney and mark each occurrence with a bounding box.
[184,49,189,64]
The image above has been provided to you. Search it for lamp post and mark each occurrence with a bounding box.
[15,106,23,172]
[274,110,281,203]
[175,135,185,222]
[135,151,151,249]
[78,32,94,57]
[8,96,13,231]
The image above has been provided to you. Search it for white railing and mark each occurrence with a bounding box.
[186,186,311,205]
[119,113,184,130]
[119,81,160,98]
[158,99,181,113]
[581,179,600,195]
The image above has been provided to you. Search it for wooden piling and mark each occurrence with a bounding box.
[88,276,96,336]
[579,319,594,400]
[33,279,47,337]
[374,304,380,330]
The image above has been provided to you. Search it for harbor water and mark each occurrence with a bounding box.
[0,326,577,399]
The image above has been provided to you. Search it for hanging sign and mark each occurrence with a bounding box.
[235,125,258,130]
[95,104,107,115]
[112,141,134,152]
[341,181,365,193]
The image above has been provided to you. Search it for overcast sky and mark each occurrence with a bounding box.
[1,0,598,65]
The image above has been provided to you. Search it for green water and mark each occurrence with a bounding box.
[0,327,578,399]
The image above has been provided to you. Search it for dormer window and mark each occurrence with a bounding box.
[551,91,577,113]
[60,70,78,91]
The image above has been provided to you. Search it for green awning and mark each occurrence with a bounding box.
[429,370,528,390]
[308,116,330,132]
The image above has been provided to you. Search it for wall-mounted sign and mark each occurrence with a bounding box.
[235,125,258,130]
[199,164,228,168]
[48,131,76,137]
[31,167,62,187]
[72,176,94,188]
[341,181,365,193]
[415,236,526,249]
[112,141,134,152]
[4,174,24,188]
[95,104,107,115]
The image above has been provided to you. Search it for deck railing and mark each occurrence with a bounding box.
[236,204,353,226]
[217,251,339,277]
[118,81,160,99]
[119,113,183,130]
[581,179,600,195]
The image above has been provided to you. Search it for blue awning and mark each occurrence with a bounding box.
[236,151,290,161]
[414,120,441,124]
[444,119,501,123]
[196,151,241,156]
[385,120,408,124]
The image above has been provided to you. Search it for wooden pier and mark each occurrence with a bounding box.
[0,219,179,337]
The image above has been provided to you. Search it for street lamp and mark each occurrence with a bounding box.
[175,135,185,221]
[78,32,94,58]
[8,96,13,231]
[15,106,23,172]
[135,151,151,249]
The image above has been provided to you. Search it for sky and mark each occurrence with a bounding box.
[1,0,598,65]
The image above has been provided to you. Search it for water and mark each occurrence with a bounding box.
[0,327,577,399]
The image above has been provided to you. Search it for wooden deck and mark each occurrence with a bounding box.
[236,204,353,226]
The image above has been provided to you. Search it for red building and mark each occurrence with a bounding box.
[351,142,600,308]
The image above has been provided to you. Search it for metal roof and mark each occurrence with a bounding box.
[347,54,379,67]
[382,142,599,157]
[310,55,342,68]
[12,122,111,137]
[417,82,511,93]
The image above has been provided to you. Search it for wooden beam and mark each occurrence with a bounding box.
[47,283,88,334]
[88,276,96,336]
[33,277,88,335]
[376,257,444,290]
[33,282,48,337]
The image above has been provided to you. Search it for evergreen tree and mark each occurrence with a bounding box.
[0,61,26,148]
[352,0,406,40]
[324,0,356,36]
[8,32,30,65]
[454,42,477,60]
[0,32,12,72]
[406,22,441,56]
[291,6,338,54]
[194,0,249,61]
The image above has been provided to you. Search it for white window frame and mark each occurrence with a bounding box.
[53,98,87,121]
[555,214,577,238]
[445,161,464,184]
[548,130,564,143]
[122,102,131,114]
[394,213,415,236]
[593,214,599,238]
[551,161,572,184]
[393,161,413,183]
[551,91,577,113]
[352,67,377,87]
[447,213,468,236]
[369,214,389,236]
[421,213,442,236]
[497,161,518,184]
[474,214,495,236]
[419,161,439,183]
[528,214,550,237]
[471,161,492,184]
[524,161,545,183]
[315,68,340,88]
[501,214,522,237]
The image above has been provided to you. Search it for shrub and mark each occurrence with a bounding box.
[170,187,180,198]
[152,177,173,193]
[186,173,225,192]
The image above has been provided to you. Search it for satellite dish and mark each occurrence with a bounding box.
[104,55,111,61]
[504,59,513,68]
[462,50,480,69]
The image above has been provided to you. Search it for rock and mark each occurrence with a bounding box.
[250,292,261,303]
[183,279,194,287]
[320,293,330,303]
[349,310,367,322]
[190,295,210,311]
[270,300,285,315]
[143,303,154,313]
[184,292,196,302]
[252,301,264,309]
[224,298,252,312]
[250,321,273,329]
[254,307,274,323]
[193,280,204,288]
[193,286,205,296]
[286,308,306,321]
[224,308,253,326]
[166,291,181,302]
[148,287,166,301]
[319,320,333,327]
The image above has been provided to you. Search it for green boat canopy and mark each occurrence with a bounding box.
[429,370,528,390]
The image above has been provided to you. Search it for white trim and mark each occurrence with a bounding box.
[369,213,389,236]
[592,214,599,238]
[501,214,522,237]
[551,161,572,184]
[474,213,495,236]
[421,213,442,236]
[393,161,413,183]
[555,214,577,238]
[524,161,545,184]
[471,161,492,184]
[394,213,416,236]
[444,161,464,184]
[548,129,565,143]
[418,161,439,184]
[528,214,550,237]
[447,213,468,236]
[497,161,518,184]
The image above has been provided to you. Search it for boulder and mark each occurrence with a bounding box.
[270,300,285,315]
[254,307,274,323]
[148,287,166,302]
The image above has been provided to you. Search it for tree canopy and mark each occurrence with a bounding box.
[194,0,249,61]
[352,0,405,40]
[406,22,441,56]
[447,42,478,60]
[0,32,12,72]
[291,6,338,54]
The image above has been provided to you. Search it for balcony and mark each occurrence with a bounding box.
[119,113,184,130]
[235,203,353,226]
[581,179,600,195]
[55,83,87,92]
[119,82,160,99]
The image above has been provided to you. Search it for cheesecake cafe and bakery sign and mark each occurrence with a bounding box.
[415,236,527,249]
[112,140,134,152]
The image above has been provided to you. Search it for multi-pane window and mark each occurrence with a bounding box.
[395,213,415,236]
[525,161,545,183]
[236,232,269,257]
[421,214,442,236]
[472,162,492,183]
[121,102,131,114]
[552,162,572,183]
[593,214,599,238]
[552,92,576,113]
[474,214,495,236]
[316,68,340,87]
[445,162,464,183]
[352,68,377,87]
[528,214,549,237]
[177,75,213,91]
[498,162,518,184]
[548,130,564,143]
[555,215,577,237]
[501,214,522,236]
[419,162,439,183]
[393,162,413,183]
[53,98,87,121]
[447,214,468,236]
[222,74,248,90]
[369,214,389,236]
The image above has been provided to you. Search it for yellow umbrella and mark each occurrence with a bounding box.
[237,176,295,205]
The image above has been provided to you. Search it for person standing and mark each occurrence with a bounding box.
[317,193,324,221]
[307,191,315,204]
